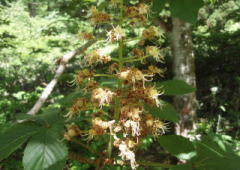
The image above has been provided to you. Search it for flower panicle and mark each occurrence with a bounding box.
[64,1,168,169]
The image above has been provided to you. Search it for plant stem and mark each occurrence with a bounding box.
[124,55,150,63]
[115,0,124,120]
[108,0,124,159]
[94,74,116,78]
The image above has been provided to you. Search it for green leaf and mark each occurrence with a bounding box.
[151,0,204,24]
[159,135,196,160]
[170,0,204,24]
[145,101,179,122]
[0,122,40,161]
[16,114,46,125]
[58,91,84,107]
[16,109,62,127]
[23,122,67,170]
[47,160,66,170]
[151,0,169,18]
[156,79,195,95]
[170,164,192,170]
[38,108,62,125]
[99,77,118,88]
[194,135,240,170]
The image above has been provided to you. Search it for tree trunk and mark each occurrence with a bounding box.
[171,18,197,138]
[28,3,38,17]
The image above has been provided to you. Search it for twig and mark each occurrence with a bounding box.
[26,40,96,115]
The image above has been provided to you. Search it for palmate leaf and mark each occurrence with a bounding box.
[16,108,63,127]
[0,122,40,161]
[193,135,240,170]
[145,101,179,122]
[16,114,46,125]
[156,79,195,96]
[158,135,196,160]
[162,134,240,170]
[23,121,67,170]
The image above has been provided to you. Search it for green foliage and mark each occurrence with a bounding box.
[23,122,67,170]
[159,135,196,160]
[194,0,240,138]
[161,134,240,170]
[170,164,192,170]
[156,80,196,95]
[145,101,179,122]
[152,0,204,24]
[0,0,88,130]
[170,0,204,24]
[0,122,40,161]
[194,134,240,170]
[0,107,66,170]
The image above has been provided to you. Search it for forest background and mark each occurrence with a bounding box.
[0,0,240,169]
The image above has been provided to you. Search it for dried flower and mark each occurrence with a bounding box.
[89,6,110,24]
[84,80,99,91]
[117,68,153,88]
[143,26,162,40]
[125,4,149,25]
[138,39,145,46]
[65,98,88,119]
[144,86,163,107]
[64,125,82,140]
[108,63,119,74]
[74,69,95,85]
[107,26,125,42]
[146,46,164,62]
[117,140,138,169]
[81,32,94,40]
[152,119,167,136]
[148,65,165,77]
[91,88,115,108]
[124,120,141,137]
[125,6,139,18]
[138,3,150,15]
[86,48,111,65]
[132,48,145,58]
[121,105,143,121]
[86,128,98,140]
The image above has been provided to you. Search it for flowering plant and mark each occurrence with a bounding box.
[64,0,168,169]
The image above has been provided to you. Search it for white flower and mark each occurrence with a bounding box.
[124,120,141,137]
[146,46,164,62]
[118,141,138,169]
[107,26,125,42]
[92,88,115,108]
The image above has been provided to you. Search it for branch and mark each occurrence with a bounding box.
[26,40,96,115]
